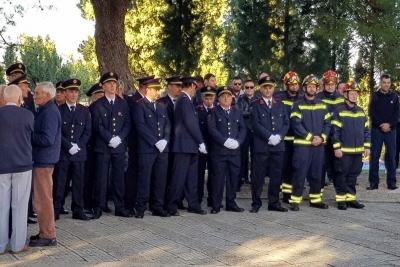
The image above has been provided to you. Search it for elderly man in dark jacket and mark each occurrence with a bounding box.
[29,82,61,247]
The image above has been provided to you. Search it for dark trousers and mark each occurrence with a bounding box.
[197,153,213,205]
[136,152,168,213]
[83,146,96,209]
[322,141,336,186]
[167,153,201,212]
[396,133,400,168]
[252,151,284,208]
[211,154,240,209]
[369,128,396,187]
[334,154,362,201]
[94,152,126,212]
[53,160,85,213]
[290,145,324,204]
[124,146,139,211]
[239,131,254,182]
[281,141,294,199]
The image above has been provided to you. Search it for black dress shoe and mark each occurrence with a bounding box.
[289,204,299,211]
[61,208,69,215]
[126,208,135,216]
[54,213,60,221]
[210,208,220,214]
[337,202,347,210]
[28,217,37,224]
[92,210,102,219]
[168,210,180,216]
[268,204,288,212]
[366,185,378,190]
[83,208,93,214]
[72,211,92,220]
[250,206,260,213]
[346,201,365,209]
[387,185,399,190]
[29,234,40,241]
[135,213,144,219]
[102,207,112,213]
[28,212,37,218]
[310,202,329,209]
[187,208,207,215]
[152,209,170,217]
[225,205,244,212]
[115,210,134,218]
[177,203,187,210]
[29,237,57,247]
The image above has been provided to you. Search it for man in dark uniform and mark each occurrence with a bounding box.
[8,74,36,114]
[167,76,208,216]
[274,71,302,203]
[91,72,132,219]
[55,81,67,107]
[207,86,246,214]
[53,79,92,221]
[196,86,216,207]
[83,83,104,214]
[125,75,154,215]
[133,78,171,218]
[250,75,289,213]
[193,73,217,106]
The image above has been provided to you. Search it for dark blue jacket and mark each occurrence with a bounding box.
[207,105,246,156]
[0,105,34,174]
[134,97,171,153]
[91,96,131,154]
[127,91,144,150]
[22,91,36,114]
[172,92,204,153]
[315,91,344,114]
[32,100,61,167]
[236,94,260,132]
[251,98,289,153]
[369,90,399,129]
[196,104,213,149]
[58,103,91,161]
[157,95,175,148]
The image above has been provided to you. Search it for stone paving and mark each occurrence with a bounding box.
[1,172,400,267]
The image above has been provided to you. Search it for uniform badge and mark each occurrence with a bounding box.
[73,79,77,84]
[391,101,393,104]
[118,112,122,116]
[260,100,265,105]
[110,72,114,76]
[18,64,22,68]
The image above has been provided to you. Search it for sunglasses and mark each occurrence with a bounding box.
[245,86,254,89]
[234,83,242,86]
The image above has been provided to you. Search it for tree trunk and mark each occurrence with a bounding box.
[90,0,134,93]
[283,0,290,70]
[369,36,376,97]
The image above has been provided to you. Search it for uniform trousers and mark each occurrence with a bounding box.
[167,153,201,212]
[211,154,240,209]
[239,131,254,183]
[83,146,95,210]
[33,167,56,239]
[290,146,324,204]
[334,154,362,202]
[281,141,294,199]
[124,146,139,211]
[53,161,85,213]
[136,152,168,213]
[197,153,213,205]
[94,152,125,213]
[0,170,32,253]
[252,151,284,208]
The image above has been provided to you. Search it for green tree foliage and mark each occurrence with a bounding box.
[3,45,18,68]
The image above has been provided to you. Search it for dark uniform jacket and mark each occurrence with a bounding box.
[290,97,331,146]
[331,103,371,154]
[196,104,213,149]
[207,105,246,156]
[316,91,344,114]
[172,92,204,153]
[251,98,289,153]
[58,103,91,161]
[91,96,131,154]
[126,91,144,151]
[134,97,171,153]
[157,95,175,147]
[236,94,259,132]
[369,90,399,129]
[22,91,36,114]
[274,90,303,141]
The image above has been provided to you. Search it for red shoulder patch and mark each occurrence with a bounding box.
[260,99,265,105]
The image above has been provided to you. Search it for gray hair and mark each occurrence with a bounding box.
[37,82,56,99]
[3,85,22,102]
[117,79,125,89]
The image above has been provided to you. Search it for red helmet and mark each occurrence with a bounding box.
[343,80,361,93]
[302,74,319,86]
[322,70,338,85]
[283,71,300,85]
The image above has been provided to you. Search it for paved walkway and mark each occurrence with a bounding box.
[1,172,400,267]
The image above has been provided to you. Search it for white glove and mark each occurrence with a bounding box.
[223,138,235,149]
[199,143,208,154]
[69,145,79,155]
[109,136,122,148]
[155,139,168,153]
[268,134,281,146]
[71,142,81,151]
[230,140,239,149]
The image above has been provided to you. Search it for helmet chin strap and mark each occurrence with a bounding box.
[344,93,356,104]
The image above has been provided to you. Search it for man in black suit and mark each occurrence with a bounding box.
[167,76,208,216]
[250,75,289,213]
[207,86,247,214]
[195,86,216,207]
[53,79,92,221]
[91,71,132,219]
[124,75,154,215]
[133,78,171,218]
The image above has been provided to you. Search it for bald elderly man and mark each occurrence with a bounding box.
[0,85,34,254]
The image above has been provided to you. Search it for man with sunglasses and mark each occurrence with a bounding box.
[368,73,399,190]
[231,76,244,103]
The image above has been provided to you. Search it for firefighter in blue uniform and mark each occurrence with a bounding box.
[250,75,289,213]
[53,79,92,221]
[316,70,344,187]
[167,76,208,216]
[207,86,247,214]
[133,78,171,218]
[196,86,216,207]
[289,74,331,211]
[91,71,132,219]
[274,71,302,203]
[331,80,371,210]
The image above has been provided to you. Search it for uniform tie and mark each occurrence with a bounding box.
[110,100,114,106]
[267,100,271,108]
[70,106,75,112]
